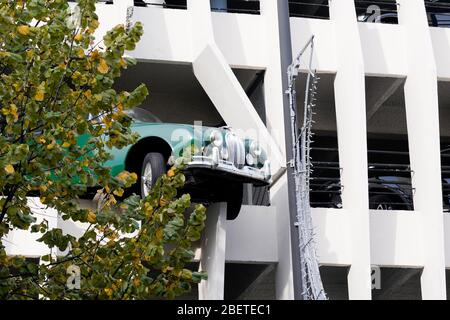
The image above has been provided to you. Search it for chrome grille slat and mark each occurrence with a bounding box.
[226,133,245,168]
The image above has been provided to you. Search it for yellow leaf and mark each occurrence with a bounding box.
[167,169,175,178]
[4,164,14,174]
[159,198,168,207]
[62,141,71,148]
[156,228,164,241]
[91,50,99,60]
[9,104,18,122]
[46,142,55,150]
[97,59,109,74]
[119,58,127,68]
[17,25,30,36]
[90,20,99,30]
[102,116,112,128]
[37,136,46,144]
[74,33,82,42]
[133,278,141,287]
[104,288,113,297]
[39,185,47,192]
[26,49,34,60]
[84,90,92,98]
[113,188,124,197]
[34,90,44,102]
[87,210,96,223]
[144,202,153,216]
[116,171,129,183]
[76,48,85,58]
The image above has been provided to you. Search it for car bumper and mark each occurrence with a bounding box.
[186,155,271,185]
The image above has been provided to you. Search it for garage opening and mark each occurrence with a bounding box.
[295,73,342,209]
[365,76,414,211]
[224,263,275,300]
[210,0,260,15]
[372,267,422,300]
[425,0,450,28]
[319,266,349,300]
[355,0,399,24]
[134,0,188,10]
[289,0,330,20]
[438,81,450,213]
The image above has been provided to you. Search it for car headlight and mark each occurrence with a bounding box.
[210,130,223,147]
[249,141,262,157]
[246,153,255,166]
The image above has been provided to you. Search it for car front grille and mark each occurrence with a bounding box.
[225,132,245,169]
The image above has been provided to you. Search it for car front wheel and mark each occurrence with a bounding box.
[140,152,166,198]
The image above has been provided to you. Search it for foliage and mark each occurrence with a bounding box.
[0,0,207,299]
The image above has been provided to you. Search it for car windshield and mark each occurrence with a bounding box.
[124,107,162,123]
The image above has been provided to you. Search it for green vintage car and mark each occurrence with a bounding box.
[100,107,271,220]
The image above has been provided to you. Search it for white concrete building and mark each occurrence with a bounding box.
[5,0,450,300]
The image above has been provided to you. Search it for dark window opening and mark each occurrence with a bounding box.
[294,73,341,209]
[309,135,343,209]
[355,0,399,24]
[442,141,450,213]
[320,266,350,300]
[225,263,276,300]
[365,76,413,211]
[366,137,414,211]
[289,0,330,20]
[136,0,188,10]
[372,267,423,300]
[425,0,450,28]
[439,81,450,213]
[211,0,260,15]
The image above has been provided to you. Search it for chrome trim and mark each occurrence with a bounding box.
[187,155,271,184]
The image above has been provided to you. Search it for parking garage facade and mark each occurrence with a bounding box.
[7,0,450,300]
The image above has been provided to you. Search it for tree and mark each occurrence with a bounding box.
[0,0,206,299]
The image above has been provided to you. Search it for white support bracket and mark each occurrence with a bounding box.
[198,202,227,300]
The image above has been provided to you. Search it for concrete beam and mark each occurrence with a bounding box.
[367,78,404,120]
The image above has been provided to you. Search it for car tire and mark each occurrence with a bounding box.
[226,183,243,220]
[140,152,166,198]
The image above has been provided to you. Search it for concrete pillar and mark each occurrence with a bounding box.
[397,0,446,300]
[260,0,295,300]
[198,203,227,300]
[329,0,372,300]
